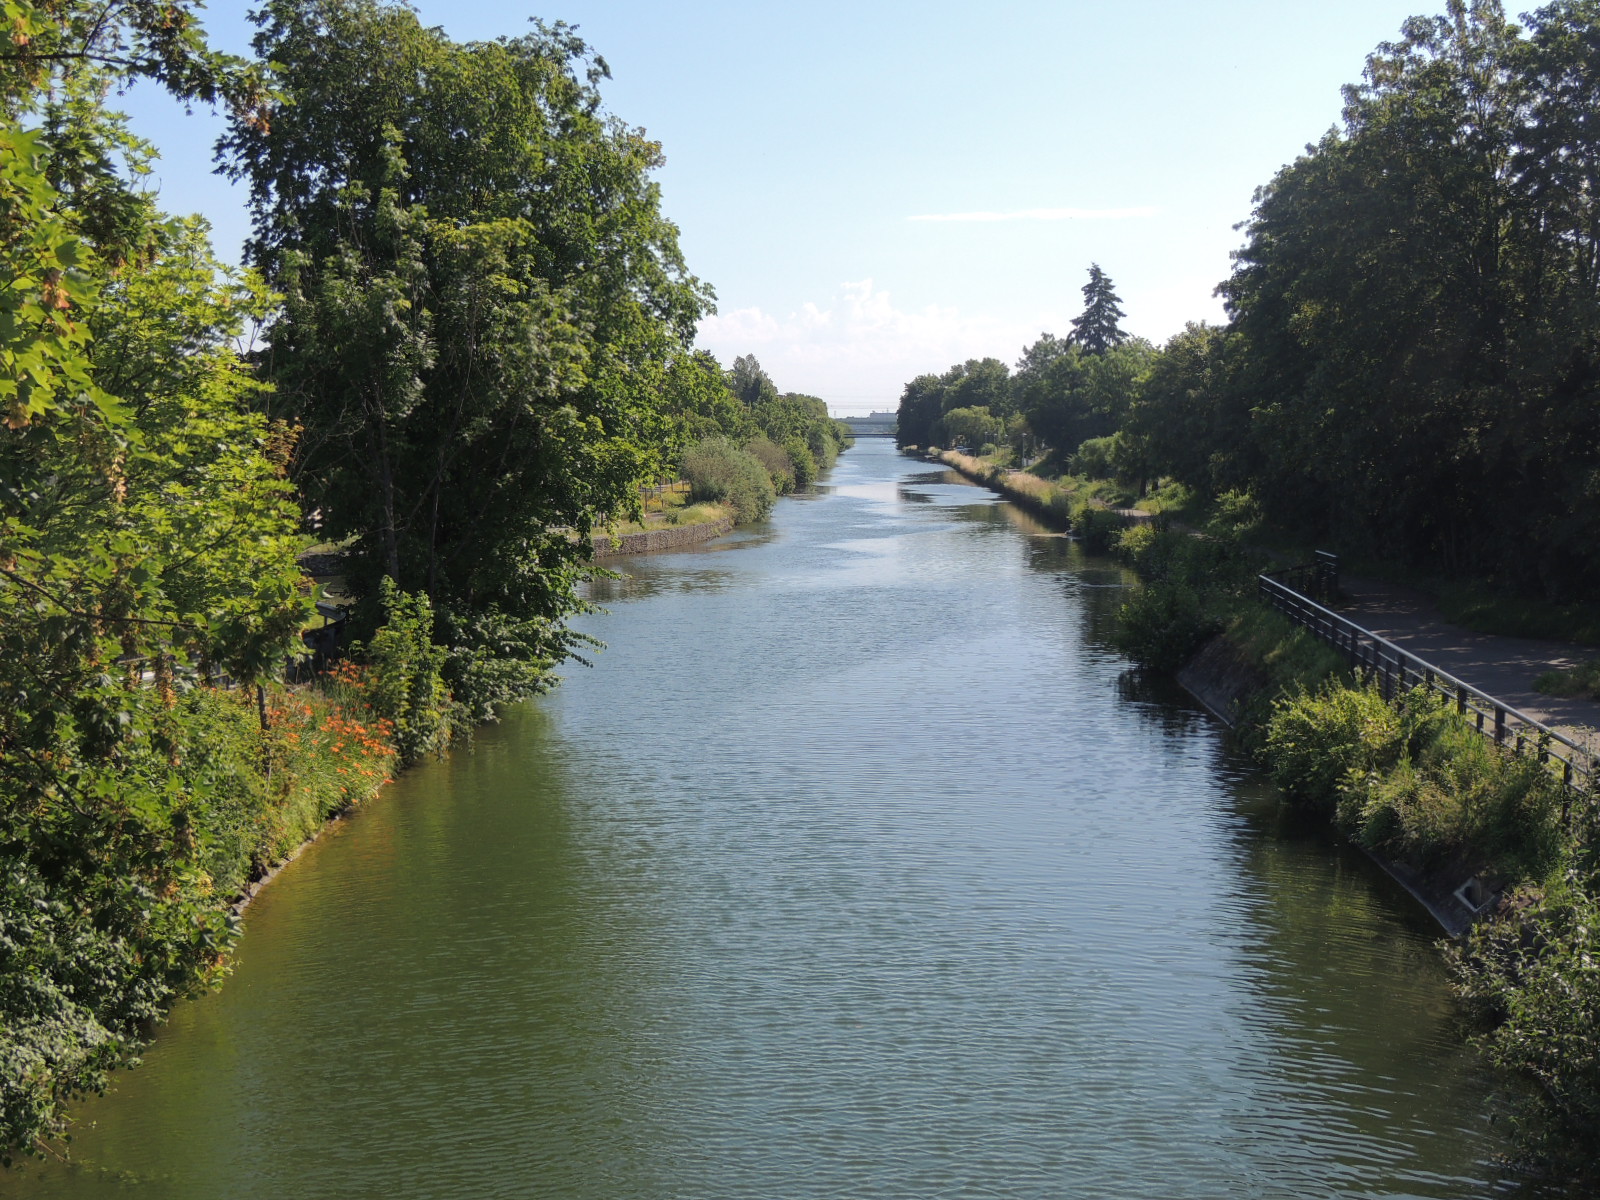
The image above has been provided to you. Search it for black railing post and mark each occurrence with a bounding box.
[1314,550,1339,602]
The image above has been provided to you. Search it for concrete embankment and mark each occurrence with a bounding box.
[591,514,734,557]
[1175,634,1270,729]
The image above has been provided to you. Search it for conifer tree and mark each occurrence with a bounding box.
[1068,263,1128,355]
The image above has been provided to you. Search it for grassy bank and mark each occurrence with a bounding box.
[930,448,1141,551]
[593,501,735,557]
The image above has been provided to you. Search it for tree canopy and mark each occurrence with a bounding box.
[223,0,712,716]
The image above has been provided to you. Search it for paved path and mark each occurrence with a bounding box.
[1339,575,1600,753]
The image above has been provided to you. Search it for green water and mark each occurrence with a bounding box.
[13,439,1521,1198]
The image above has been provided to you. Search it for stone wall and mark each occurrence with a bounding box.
[591,515,734,557]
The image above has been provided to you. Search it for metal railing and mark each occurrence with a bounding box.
[1259,563,1597,796]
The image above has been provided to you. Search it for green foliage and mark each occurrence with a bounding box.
[895,357,1012,450]
[0,14,320,1155]
[935,404,1004,451]
[1265,684,1411,815]
[664,350,753,445]
[0,126,107,430]
[1016,336,1155,465]
[1066,263,1128,355]
[1069,435,1117,480]
[781,435,818,489]
[224,0,711,706]
[356,579,453,766]
[681,436,775,524]
[729,353,779,408]
[659,351,842,498]
[0,1,270,122]
[1451,865,1600,1181]
[1265,683,1567,876]
[1070,503,1125,554]
[1534,658,1600,699]
[1123,322,1237,495]
[1113,581,1222,672]
[744,436,796,494]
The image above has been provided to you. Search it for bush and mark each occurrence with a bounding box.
[355,579,454,765]
[1264,683,1401,816]
[782,435,818,488]
[681,436,776,524]
[743,436,796,493]
[808,425,840,470]
[1451,872,1600,1181]
[1534,658,1600,699]
[1071,435,1118,479]
[1071,502,1125,554]
[1268,682,1567,877]
[1112,581,1222,673]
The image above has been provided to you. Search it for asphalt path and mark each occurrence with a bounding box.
[1339,575,1600,753]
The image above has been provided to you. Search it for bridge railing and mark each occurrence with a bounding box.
[1258,564,1597,800]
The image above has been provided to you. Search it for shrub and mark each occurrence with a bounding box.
[354,578,454,765]
[782,435,818,488]
[682,437,777,523]
[1451,872,1600,1181]
[1071,435,1117,479]
[1534,658,1600,699]
[1112,581,1222,673]
[1071,502,1125,554]
[808,425,840,470]
[743,436,795,493]
[1270,682,1567,878]
[1264,683,1401,816]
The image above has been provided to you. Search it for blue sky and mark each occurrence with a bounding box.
[120,0,1434,414]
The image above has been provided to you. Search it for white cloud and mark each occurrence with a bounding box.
[696,279,1070,415]
[907,206,1159,223]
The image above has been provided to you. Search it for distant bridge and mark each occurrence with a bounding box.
[840,411,897,438]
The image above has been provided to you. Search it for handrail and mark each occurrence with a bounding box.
[1258,567,1597,800]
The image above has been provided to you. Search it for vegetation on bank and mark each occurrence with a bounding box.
[929,449,1145,554]
[670,352,852,525]
[0,0,850,1161]
[941,441,1600,1180]
[1092,511,1600,1182]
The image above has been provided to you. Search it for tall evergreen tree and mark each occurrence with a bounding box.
[1067,263,1128,355]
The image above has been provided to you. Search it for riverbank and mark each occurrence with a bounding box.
[592,508,734,556]
[7,491,771,1160]
[926,444,1600,1179]
[928,448,1148,550]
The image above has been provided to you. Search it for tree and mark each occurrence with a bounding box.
[1067,263,1128,355]
[1125,322,1242,495]
[223,0,711,716]
[935,405,1004,451]
[1015,333,1152,460]
[729,354,779,408]
[895,372,944,449]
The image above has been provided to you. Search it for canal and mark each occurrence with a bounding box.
[14,438,1517,1198]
